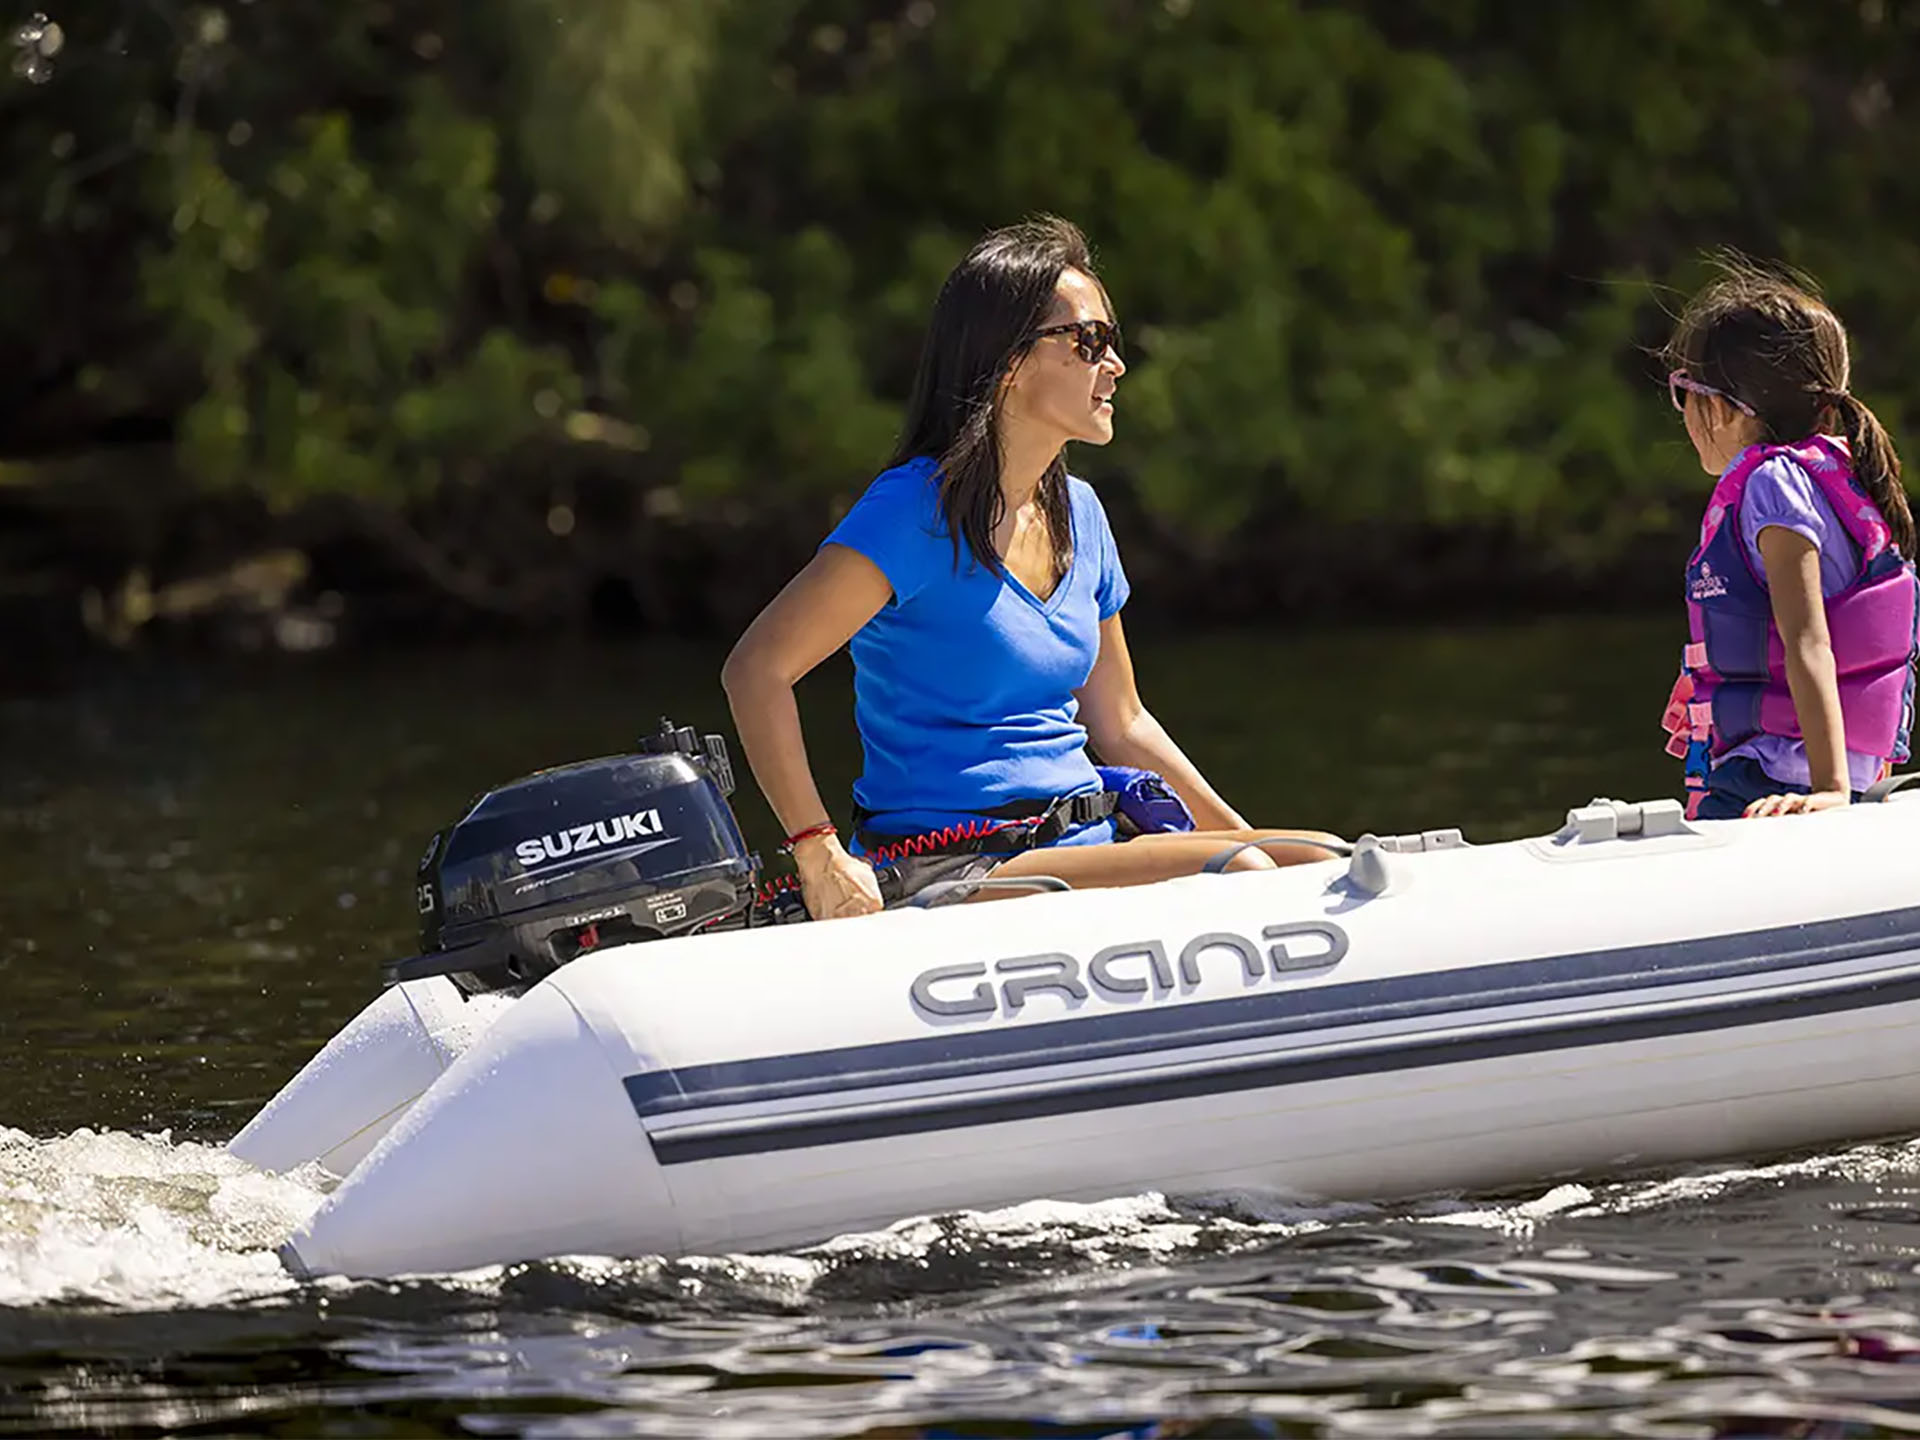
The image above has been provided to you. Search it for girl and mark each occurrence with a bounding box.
[1661,260,1919,820]
[722,216,1332,919]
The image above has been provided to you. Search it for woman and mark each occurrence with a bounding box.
[722,216,1333,919]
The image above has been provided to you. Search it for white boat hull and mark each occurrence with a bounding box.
[264,797,1920,1277]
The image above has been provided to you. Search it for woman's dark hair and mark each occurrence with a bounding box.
[1665,255,1915,558]
[892,215,1104,580]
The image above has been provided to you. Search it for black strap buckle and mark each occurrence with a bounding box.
[1005,787,1117,847]
[1062,789,1117,827]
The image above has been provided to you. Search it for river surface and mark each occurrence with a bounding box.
[8,618,1920,1437]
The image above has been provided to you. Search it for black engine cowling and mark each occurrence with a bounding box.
[387,720,762,994]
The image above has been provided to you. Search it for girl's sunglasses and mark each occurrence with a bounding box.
[1668,369,1756,417]
[1027,319,1123,365]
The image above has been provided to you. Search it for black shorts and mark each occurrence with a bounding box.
[876,851,1008,906]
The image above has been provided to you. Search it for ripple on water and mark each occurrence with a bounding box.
[13,1126,1920,1433]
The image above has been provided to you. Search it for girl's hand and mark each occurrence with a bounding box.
[792,834,884,919]
[1744,789,1850,818]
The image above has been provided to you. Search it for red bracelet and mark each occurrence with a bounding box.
[781,821,837,854]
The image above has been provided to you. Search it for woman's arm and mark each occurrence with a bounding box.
[1074,613,1249,830]
[1750,524,1850,815]
[721,545,894,916]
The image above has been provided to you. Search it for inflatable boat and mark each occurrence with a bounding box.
[230,723,1920,1279]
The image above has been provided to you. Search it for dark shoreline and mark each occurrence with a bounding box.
[2,453,1689,678]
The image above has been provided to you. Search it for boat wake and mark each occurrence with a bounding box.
[0,1127,327,1309]
[7,1125,1920,1312]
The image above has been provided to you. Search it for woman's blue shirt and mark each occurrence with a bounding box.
[822,456,1130,847]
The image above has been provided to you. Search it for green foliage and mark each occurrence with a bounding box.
[591,232,899,502]
[508,0,719,245]
[143,82,577,505]
[11,0,1920,580]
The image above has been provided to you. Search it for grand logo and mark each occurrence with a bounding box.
[514,809,666,869]
[910,921,1349,1019]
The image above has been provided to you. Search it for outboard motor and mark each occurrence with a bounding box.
[388,719,762,995]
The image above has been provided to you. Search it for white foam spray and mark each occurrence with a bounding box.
[0,1127,329,1308]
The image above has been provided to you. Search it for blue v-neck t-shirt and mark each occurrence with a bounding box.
[823,455,1130,845]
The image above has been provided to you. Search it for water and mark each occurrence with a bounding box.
[11,618,1920,1436]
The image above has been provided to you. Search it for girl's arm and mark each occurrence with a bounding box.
[1074,613,1248,830]
[1751,524,1851,815]
[721,546,894,916]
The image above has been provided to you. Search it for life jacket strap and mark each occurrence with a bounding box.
[854,789,1118,862]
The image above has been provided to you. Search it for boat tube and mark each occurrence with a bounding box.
[225,975,513,1178]
[238,727,1920,1280]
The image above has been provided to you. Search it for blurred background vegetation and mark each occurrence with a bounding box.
[4,0,1919,655]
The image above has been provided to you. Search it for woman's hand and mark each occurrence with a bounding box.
[792,833,884,919]
[1745,789,1850,818]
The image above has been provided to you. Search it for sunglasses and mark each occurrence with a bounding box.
[1027,318,1123,365]
[1668,369,1756,417]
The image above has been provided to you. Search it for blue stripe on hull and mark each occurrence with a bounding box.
[622,906,1920,1164]
[644,961,1920,1164]
[626,906,1920,1103]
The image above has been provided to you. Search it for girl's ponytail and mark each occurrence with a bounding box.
[1832,392,1917,560]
